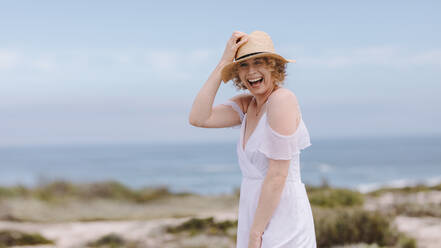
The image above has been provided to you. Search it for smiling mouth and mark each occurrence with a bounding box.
[248,77,263,86]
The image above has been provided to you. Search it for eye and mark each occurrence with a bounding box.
[239,63,248,67]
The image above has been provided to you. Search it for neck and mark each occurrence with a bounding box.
[254,84,280,107]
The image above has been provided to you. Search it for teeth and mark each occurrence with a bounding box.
[248,77,262,83]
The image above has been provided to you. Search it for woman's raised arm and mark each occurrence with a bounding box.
[188,31,248,127]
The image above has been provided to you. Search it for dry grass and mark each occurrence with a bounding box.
[366,183,441,197]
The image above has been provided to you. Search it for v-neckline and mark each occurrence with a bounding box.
[241,108,268,152]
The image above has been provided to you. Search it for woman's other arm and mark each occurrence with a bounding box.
[248,89,301,248]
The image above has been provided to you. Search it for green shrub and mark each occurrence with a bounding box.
[389,202,441,218]
[0,229,54,246]
[0,179,187,203]
[306,186,364,208]
[398,234,417,248]
[166,217,237,236]
[367,183,441,197]
[34,180,79,201]
[87,233,125,247]
[0,185,30,198]
[312,207,415,247]
[81,181,136,200]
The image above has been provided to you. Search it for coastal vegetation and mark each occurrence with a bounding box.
[0,179,439,247]
[0,229,54,247]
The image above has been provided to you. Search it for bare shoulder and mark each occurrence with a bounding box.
[229,93,253,114]
[268,88,299,109]
[267,88,300,135]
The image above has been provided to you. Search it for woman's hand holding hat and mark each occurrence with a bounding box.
[220,31,248,83]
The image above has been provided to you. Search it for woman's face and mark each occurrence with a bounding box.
[237,57,275,95]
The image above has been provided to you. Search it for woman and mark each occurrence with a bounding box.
[189,30,316,248]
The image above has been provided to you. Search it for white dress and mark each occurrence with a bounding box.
[222,99,317,248]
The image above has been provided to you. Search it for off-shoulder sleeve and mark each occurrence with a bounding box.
[257,117,312,160]
[220,100,244,129]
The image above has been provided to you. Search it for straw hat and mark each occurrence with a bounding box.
[221,30,295,83]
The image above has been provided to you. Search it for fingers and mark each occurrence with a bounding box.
[232,30,247,37]
[220,31,249,66]
[230,31,248,43]
[236,35,248,47]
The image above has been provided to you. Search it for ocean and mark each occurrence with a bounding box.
[1,136,440,195]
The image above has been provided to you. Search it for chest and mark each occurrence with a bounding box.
[242,112,267,151]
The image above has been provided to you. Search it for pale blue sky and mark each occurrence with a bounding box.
[1,0,440,146]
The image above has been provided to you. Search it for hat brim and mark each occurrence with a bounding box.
[221,52,296,83]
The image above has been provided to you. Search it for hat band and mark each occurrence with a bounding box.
[235,52,265,61]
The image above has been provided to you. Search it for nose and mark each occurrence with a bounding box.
[248,63,258,73]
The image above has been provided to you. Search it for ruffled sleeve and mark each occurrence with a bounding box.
[257,117,312,160]
[220,100,244,129]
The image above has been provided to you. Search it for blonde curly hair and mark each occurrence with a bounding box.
[230,56,288,91]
